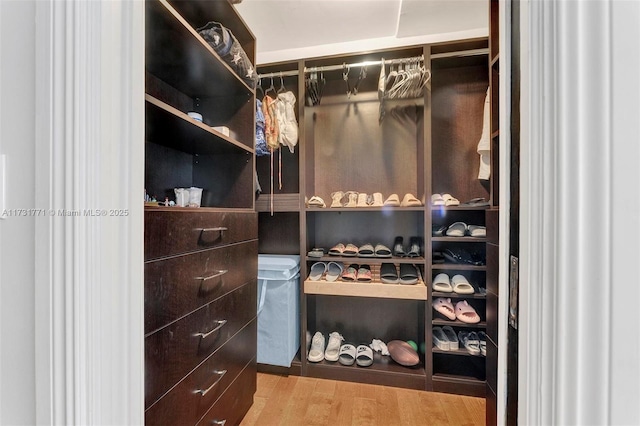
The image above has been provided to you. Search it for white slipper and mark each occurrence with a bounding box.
[308,332,325,362]
[356,345,374,367]
[431,193,445,206]
[442,326,459,350]
[309,262,327,281]
[432,273,453,292]
[432,326,450,350]
[339,344,356,366]
[307,195,326,208]
[325,262,343,282]
[442,193,460,206]
[384,193,400,206]
[468,225,486,237]
[400,193,422,207]
[357,193,369,207]
[370,192,384,207]
[446,221,468,237]
[452,274,475,294]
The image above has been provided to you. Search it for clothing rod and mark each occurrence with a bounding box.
[258,55,426,78]
[257,70,299,79]
[304,55,424,74]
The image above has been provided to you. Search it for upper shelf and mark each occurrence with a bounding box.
[304,279,427,301]
[145,94,253,155]
[145,0,254,99]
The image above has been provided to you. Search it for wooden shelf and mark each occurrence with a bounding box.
[432,347,486,357]
[304,279,427,300]
[145,95,253,154]
[431,205,489,211]
[306,206,425,212]
[432,264,486,271]
[432,291,487,300]
[144,205,255,213]
[146,0,254,99]
[432,237,486,243]
[307,255,425,264]
[432,318,487,329]
[432,374,486,397]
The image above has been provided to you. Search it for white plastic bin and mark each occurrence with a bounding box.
[257,254,300,367]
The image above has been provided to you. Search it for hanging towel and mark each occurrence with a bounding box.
[275,91,299,153]
[477,87,491,180]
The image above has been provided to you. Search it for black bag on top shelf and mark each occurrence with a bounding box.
[197,21,258,89]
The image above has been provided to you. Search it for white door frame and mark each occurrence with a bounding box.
[34,1,145,423]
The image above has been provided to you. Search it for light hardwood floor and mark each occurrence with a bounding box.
[240,373,485,426]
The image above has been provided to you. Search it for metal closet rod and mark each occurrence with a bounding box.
[257,48,489,79]
[257,54,424,79]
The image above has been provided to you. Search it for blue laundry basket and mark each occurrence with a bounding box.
[257,254,300,367]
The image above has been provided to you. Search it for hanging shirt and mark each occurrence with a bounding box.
[275,91,299,153]
[255,99,269,156]
[477,87,491,180]
[262,95,280,151]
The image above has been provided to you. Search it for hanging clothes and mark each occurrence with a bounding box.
[477,87,491,180]
[275,91,299,153]
[255,99,269,156]
[378,58,386,124]
[262,94,280,151]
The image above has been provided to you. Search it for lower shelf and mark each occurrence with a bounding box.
[306,352,426,390]
[304,279,427,300]
[431,374,486,397]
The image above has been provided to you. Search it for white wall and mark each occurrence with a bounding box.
[0,1,37,424]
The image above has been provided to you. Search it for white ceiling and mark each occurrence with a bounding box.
[235,0,489,64]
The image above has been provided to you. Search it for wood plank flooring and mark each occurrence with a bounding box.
[240,373,485,426]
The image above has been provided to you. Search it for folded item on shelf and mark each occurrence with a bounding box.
[197,21,258,88]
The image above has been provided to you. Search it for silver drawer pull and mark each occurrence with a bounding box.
[195,270,228,282]
[211,420,226,425]
[194,369,227,397]
[200,227,227,234]
[194,320,227,339]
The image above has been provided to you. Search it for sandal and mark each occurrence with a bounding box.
[330,191,345,208]
[357,243,375,257]
[356,345,374,367]
[338,344,356,366]
[432,273,453,292]
[458,331,481,355]
[383,193,400,207]
[326,262,343,282]
[400,193,422,207]
[308,262,327,281]
[446,222,468,237]
[442,193,460,206]
[380,263,399,284]
[307,247,325,258]
[356,265,372,282]
[455,300,481,324]
[452,274,475,294]
[343,243,359,256]
[431,193,445,206]
[341,264,358,281]
[399,263,419,285]
[406,236,422,257]
[374,244,392,258]
[307,195,326,208]
[432,297,456,320]
[393,236,406,257]
[329,243,345,256]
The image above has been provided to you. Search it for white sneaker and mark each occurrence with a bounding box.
[308,332,325,362]
[324,332,344,362]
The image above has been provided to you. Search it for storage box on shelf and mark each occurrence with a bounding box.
[144,1,258,424]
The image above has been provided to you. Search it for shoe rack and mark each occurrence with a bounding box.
[256,38,493,397]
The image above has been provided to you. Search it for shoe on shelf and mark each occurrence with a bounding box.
[357,192,369,207]
[458,331,481,355]
[308,332,325,362]
[371,192,384,207]
[442,326,459,350]
[325,261,343,282]
[324,331,344,362]
[442,193,460,206]
[431,193,445,206]
[393,236,406,257]
[432,273,453,292]
[344,191,359,207]
[400,193,422,207]
[478,331,487,356]
[330,191,345,208]
[407,236,422,257]
[307,195,326,208]
[432,326,450,350]
[384,193,400,206]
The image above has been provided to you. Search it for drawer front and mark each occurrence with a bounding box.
[145,240,258,334]
[145,319,257,426]
[197,359,257,426]
[145,210,257,260]
[145,280,257,408]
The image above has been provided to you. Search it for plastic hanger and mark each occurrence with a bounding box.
[277,73,286,94]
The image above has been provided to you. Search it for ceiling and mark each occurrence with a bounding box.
[235,0,489,64]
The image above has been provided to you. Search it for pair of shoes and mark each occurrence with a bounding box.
[393,236,423,257]
[341,264,372,282]
[432,224,447,236]
[338,343,374,367]
[432,273,475,294]
[308,261,343,282]
[432,298,481,323]
[461,197,490,207]
[328,243,358,256]
[431,193,459,206]
[380,263,420,285]
[383,193,422,207]
[432,326,459,350]
[307,195,326,208]
[308,331,345,362]
[330,191,385,208]
[446,222,486,237]
[458,330,482,355]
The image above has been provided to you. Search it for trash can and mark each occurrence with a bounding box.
[257,254,300,367]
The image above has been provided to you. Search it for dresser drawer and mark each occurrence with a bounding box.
[145,240,258,334]
[145,281,257,408]
[196,359,257,426]
[145,319,256,425]
[145,211,257,260]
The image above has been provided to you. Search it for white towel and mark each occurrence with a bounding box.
[477,87,491,180]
